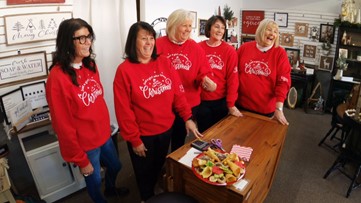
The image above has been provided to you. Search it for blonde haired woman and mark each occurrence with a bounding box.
[236,19,290,125]
[157,9,216,151]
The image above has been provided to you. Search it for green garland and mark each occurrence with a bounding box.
[334,18,361,28]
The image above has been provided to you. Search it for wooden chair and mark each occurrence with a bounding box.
[323,115,361,198]
[318,84,360,150]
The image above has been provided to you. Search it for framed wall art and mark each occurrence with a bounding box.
[190,11,197,28]
[20,81,48,110]
[280,33,294,47]
[319,56,334,71]
[7,0,64,4]
[303,44,317,58]
[0,88,23,124]
[0,52,48,87]
[285,48,300,67]
[199,19,207,36]
[295,23,309,37]
[241,10,265,34]
[4,12,72,45]
[274,12,288,27]
[339,48,348,58]
[319,24,335,44]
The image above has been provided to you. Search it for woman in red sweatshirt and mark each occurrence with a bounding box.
[113,21,201,202]
[197,15,243,132]
[156,9,217,151]
[46,18,128,203]
[237,19,291,125]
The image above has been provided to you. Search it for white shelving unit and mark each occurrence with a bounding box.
[17,124,85,203]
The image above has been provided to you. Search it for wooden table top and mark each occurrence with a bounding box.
[167,111,289,197]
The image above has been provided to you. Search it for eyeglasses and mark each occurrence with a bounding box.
[72,34,94,44]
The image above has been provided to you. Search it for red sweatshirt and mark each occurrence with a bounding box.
[198,41,239,107]
[113,56,192,147]
[237,41,291,114]
[156,36,213,108]
[46,64,110,168]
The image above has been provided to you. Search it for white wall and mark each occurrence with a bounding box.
[141,0,243,42]
[242,0,342,13]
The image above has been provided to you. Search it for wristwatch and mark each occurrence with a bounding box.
[275,107,283,112]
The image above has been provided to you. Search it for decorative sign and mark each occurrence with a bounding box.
[7,0,65,4]
[0,88,23,124]
[8,100,32,131]
[241,10,264,34]
[0,52,48,86]
[303,44,316,58]
[4,12,72,45]
[20,81,47,110]
[295,23,309,37]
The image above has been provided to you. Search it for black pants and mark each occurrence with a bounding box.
[127,128,172,201]
[197,98,228,133]
[170,106,199,152]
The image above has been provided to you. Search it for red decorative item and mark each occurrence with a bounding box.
[7,0,64,5]
[242,10,265,34]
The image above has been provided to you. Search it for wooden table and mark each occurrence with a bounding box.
[165,111,288,203]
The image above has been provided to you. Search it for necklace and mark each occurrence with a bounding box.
[206,40,221,47]
[171,40,186,45]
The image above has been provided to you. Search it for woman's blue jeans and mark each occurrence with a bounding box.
[84,137,121,203]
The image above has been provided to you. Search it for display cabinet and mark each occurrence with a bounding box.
[334,25,361,79]
[17,123,86,202]
[327,25,361,111]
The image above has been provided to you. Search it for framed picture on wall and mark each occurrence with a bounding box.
[190,11,197,28]
[319,24,335,44]
[274,12,288,27]
[280,33,294,47]
[303,44,317,58]
[285,48,300,67]
[198,19,207,36]
[295,23,309,37]
[319,56,334,71]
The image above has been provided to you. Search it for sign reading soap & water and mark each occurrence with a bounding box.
[0,52,48,86]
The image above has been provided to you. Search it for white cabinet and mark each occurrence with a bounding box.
[17,124,85,203]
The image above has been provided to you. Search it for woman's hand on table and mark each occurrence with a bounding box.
[202,76,217,92]
[228,106,243,117]
[133,143,147,157]
[273,109,289,125]
[185,120,203,139]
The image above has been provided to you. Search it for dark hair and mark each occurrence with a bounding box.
[124,21,158,63]
[205,15,227,38]
[50,18,96,86]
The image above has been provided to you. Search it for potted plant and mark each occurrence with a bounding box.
[321,41,332,55]
[335,55,348,80]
